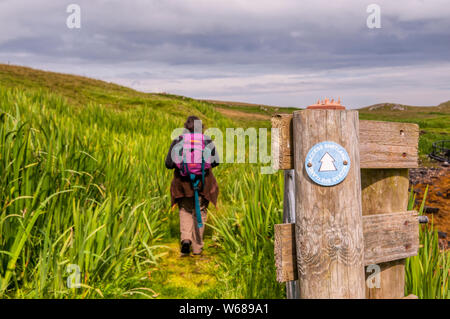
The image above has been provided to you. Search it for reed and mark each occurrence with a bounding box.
[209,165,285,298]
[0,88,178,297]
[405,186,449,299]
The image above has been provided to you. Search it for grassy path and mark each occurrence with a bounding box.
[148,239,222,299]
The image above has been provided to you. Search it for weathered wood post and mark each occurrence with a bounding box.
[272,114,300,298]
[293,107,365,298]
[272,98,420,299]
[358,120,419,298]
[362,169,410,298]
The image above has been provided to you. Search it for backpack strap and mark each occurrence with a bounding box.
[181,148,189,176]
[201,155,205,190]
[180,134,204,229]
[200,134,206,190]
[190,173,203,228]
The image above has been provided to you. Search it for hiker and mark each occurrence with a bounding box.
[165,116,219,256]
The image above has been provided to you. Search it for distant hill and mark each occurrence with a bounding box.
[0,63,240,128]
[1,63,448,117]
[360,102,450,114]
[0,63,448,158]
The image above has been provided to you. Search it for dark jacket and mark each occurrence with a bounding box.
[165,135,220,207]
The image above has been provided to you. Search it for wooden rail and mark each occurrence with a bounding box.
[271,114,419,170]
[274,211,419,283]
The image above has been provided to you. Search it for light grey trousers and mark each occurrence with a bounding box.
[178,197,209,254]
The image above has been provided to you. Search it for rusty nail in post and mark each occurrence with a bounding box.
[307,162,312,167]
[343,160,348,165]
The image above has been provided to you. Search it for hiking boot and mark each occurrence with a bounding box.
[180,240,191,256]
[192,249,203,256]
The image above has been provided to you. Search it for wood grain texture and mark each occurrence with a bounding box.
[293,109,365,299]
[271,114,293,170]
[361,169,410,215]
[274,223,297,282]
[274,211,419,282]
[361,169,410,299]
[359,121,419,169]
[272,115,419,170]
[363,211,419,265]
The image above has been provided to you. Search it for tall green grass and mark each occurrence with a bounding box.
[0,88,184,297]
[209,167,285,298]
[0,85,244,298]
[405,187,449,299]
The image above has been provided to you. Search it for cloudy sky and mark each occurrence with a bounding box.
[0,0,449,108]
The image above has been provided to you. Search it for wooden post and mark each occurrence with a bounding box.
[272,108,419,299]
[293,110,365,298]
[361,169,410,298]
[283,170,299,299]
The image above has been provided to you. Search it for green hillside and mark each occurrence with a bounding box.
[0,64,235,127]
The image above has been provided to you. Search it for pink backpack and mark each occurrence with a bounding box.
[174,133,212,228]
[175,133,212,177]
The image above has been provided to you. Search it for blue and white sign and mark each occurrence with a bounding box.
[305,141,351,186]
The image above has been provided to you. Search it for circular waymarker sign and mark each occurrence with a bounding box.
[305,141,351,186]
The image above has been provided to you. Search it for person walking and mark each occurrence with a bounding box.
[165,116,219,256]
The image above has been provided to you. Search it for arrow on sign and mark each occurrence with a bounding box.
[319,152,337,172]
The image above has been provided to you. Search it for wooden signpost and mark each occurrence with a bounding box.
[272,99,422,299]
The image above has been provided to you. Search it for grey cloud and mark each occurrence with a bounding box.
[0,0,449,107]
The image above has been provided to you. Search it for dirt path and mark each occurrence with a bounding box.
[410,167,450,234]
[147,240,221,298]
[215,107,270,120]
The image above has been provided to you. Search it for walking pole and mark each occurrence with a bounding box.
[283,169,299,299]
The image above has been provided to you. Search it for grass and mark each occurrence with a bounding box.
[0,88,171,298]
[405,187,450,299]
[147,240,220,299]
[209,167,284,299]
[0,64,448,299]
[0,66,269,298]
